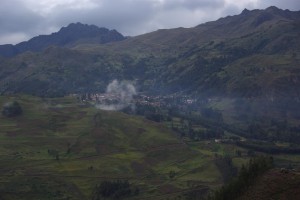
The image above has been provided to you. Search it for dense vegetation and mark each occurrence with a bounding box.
[209,156,274,200]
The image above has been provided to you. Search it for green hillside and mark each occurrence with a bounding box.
[1,95,300,199]
[0,95,223,199]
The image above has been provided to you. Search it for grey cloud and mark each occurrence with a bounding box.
[48,0,158,35]
[47,0,227,36]
[0,0,300,44]
[258,0,300,11]
[163,0,225,10]
[220,4,242,17]
[0,0,44,35]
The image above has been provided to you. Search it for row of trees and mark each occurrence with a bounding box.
[236,140,300,154]
[131,95,300,145]
[133,101,226,141]
[214,156,238,183]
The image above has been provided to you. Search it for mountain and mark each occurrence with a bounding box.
[0,22,125,57]
[0,7,299,98]
[1,8,300,199]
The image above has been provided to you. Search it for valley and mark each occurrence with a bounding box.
[0,5,300,200]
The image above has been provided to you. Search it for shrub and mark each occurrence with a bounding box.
[2,101,23,117]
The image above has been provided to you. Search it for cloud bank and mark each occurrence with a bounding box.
[0,0,299,44]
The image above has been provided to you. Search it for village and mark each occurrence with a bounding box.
[73,93,198,109]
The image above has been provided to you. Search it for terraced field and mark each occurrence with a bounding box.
[0,95,223,199]
[1,95,299,199]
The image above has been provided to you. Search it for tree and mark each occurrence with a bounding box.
[93,112,103,127]
[2,101,23,117]
[169,170,176,179]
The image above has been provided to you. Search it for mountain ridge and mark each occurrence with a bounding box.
[0,22,125,57]
[0,6,299,98]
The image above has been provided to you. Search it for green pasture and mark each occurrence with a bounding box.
[0,95,299,199]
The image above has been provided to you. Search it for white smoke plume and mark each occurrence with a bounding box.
[96,80,136,111]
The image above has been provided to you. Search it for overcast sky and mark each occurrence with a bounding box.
[0,0,299,45]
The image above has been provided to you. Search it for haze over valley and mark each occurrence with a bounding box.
[0,3,300,200]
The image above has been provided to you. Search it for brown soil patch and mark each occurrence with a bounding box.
[131,161,149,175]
[239,169,300,200]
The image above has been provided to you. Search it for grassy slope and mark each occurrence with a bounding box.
[0,95,223,200]
[1,96,300,199]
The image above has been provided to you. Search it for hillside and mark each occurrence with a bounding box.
[0,7,299,99]
[1,7,300,144]
[0,95,224,199]
[1,95,300,199]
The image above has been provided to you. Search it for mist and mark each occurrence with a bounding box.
[96,80,136,111]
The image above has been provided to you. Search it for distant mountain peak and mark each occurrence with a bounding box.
[61,22,106,32]
[0,23,125,57]
[241,8,250,15]
[266,6,281,12]
[69,22,88,27]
